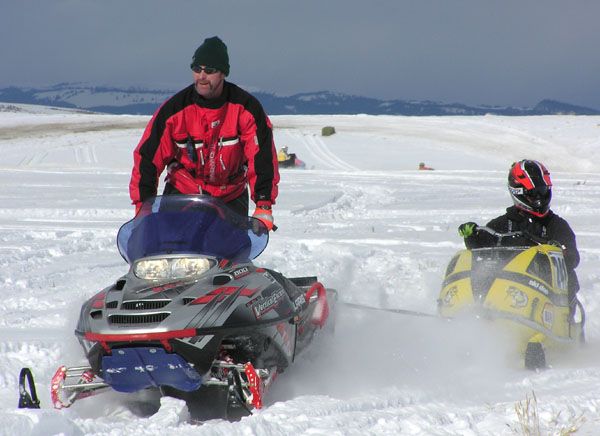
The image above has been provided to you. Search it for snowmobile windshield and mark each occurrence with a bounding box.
[117,195,269,264]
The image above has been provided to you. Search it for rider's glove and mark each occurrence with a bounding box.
[548,239,565,249]
[253,201,274,231]
[458,222,478,238]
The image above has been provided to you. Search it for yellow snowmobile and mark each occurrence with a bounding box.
[439,227,585,369]
[277,147,306,169]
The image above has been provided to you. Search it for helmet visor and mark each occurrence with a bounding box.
[523,186,551,212]
[524,185,549,199]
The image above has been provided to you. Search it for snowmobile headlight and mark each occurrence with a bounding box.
[134,257,212,280]
[170,257,211,279]
[134,259,170,280]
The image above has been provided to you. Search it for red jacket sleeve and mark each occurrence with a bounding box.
[239,105,279,205]
[129,107,177,206]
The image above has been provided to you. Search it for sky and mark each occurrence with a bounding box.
[1,0,600,110]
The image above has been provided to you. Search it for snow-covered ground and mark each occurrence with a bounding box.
[1,105,600,435]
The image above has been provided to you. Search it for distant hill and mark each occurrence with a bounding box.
[1,83,598,116]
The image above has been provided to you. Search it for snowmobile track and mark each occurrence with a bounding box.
[290,131,359,171]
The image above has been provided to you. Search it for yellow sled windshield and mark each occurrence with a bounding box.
[439,245,573,343]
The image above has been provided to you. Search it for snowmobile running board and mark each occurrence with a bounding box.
[50,360,273,410]
[343,301,440,318]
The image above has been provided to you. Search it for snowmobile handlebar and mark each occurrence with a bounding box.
[476,225,564,249]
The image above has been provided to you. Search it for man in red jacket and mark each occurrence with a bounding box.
[129,36,279,230]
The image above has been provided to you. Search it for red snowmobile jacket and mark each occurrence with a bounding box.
[129,82,279,208]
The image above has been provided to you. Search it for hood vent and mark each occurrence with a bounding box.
[213,275,232,285]
[121,300,171,310]
[109,312,170,325]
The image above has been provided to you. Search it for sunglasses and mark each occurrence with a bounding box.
[191,65,219,74]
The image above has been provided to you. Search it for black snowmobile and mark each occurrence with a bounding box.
[43,195,336,420]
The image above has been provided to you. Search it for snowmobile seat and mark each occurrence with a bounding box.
[289,276,318,287]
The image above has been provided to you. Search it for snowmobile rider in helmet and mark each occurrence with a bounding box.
[278,146,290,162]
[458,159,580,312]
[129,36,279,231]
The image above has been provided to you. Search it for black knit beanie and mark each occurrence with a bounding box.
[190,36,230,76]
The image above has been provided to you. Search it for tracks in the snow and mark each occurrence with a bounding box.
[286,130,359,171]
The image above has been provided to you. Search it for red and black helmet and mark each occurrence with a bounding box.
[508,160,552,217]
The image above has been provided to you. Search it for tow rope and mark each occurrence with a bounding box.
[343,302,440,318]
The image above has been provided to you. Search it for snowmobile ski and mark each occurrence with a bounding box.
[18,367,40,409]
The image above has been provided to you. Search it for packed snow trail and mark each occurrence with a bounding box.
[2,108,600,434]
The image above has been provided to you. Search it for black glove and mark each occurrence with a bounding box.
[547,239,565,249]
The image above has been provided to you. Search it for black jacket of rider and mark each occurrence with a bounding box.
[464,206,580,296]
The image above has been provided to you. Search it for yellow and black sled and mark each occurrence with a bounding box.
[439,227,585,369]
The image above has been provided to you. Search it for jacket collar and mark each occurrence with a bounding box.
[506,205,553,223]
[192,81,228,109]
